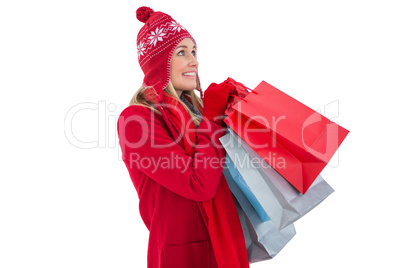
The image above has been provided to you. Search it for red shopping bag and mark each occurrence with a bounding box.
[224,80,349,194]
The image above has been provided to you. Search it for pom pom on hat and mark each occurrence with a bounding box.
[136,6,154,23]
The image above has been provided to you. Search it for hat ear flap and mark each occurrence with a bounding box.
[143,82,164,103]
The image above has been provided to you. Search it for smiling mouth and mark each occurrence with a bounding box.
[182,72,196,76]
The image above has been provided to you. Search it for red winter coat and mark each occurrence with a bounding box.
[117,104,226,268]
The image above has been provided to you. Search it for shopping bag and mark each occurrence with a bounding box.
[223,163,296,261]
[224,80,349,194]
[221,133,291,228]
[225,129,335,224]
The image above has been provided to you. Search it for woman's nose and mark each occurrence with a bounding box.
[189,55,198,68]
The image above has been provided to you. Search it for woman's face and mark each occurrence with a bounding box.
[170,38,198,96]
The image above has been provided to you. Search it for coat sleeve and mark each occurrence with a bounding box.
[117,105,227,201]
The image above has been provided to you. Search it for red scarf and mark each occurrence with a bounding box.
[162,93,249,268]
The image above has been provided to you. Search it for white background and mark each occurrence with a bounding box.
[1,0,401,267]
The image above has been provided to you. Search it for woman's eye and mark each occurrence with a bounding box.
[177,50,196,56]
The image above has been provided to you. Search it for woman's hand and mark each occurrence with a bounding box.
[202,82,234,125]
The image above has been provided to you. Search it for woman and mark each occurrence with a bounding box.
[117,6,249,268]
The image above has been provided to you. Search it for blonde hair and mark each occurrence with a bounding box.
[129,80,203,126]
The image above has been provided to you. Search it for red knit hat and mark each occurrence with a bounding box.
[136,6,202,97]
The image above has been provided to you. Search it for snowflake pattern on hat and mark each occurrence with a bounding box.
[137,18,189,60]
[148,27,166,47]
[169,21,186,32]
[137,41,146,59]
